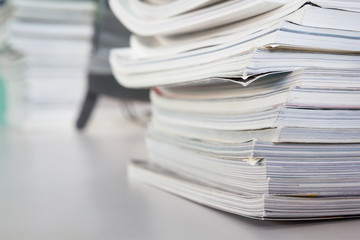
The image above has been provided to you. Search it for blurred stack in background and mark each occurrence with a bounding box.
[3,0,96,130]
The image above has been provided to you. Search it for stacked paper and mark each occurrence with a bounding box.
[110,0,360,219]
[5,0,95,130]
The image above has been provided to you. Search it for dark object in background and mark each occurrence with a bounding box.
[76,0,149,130]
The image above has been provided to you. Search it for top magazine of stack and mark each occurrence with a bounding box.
[110,1,360,88]
[110,0,360,36]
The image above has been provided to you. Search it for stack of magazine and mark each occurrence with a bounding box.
[110,0,360,220]
[5,0,95,130]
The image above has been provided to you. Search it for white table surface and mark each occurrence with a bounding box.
[1,122,359,240]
